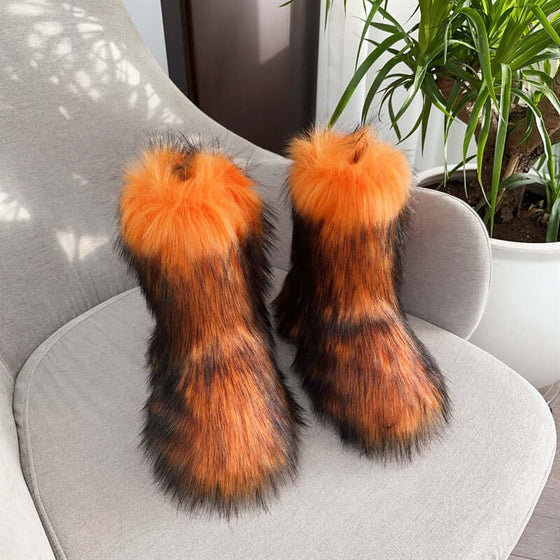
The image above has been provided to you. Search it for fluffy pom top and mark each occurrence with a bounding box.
[287,127,412,230]
[120,146,262,266]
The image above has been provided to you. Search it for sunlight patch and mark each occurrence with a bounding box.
[116,59,140,86]
[56,230,109,262]
[34,21,63,36]
[7,3,45,16]
[0,192,31,222]
[58,105,71,120]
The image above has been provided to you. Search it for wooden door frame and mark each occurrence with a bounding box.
[160,0,198,103]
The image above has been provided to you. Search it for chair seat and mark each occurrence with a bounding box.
[13,270,556,560]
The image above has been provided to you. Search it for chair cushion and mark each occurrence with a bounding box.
[14,270,556,560]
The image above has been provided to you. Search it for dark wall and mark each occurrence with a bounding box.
[162,0,319,155]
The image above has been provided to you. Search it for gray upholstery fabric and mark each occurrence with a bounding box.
[400,188,491,339]
[0,0,490,380]
[0,362,55,560]
[0,0,285,377]
[14,277,556,560]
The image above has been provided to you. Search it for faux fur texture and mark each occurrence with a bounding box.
[118,133,302,517]
[274,127,450,461]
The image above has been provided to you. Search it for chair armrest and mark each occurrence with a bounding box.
[399,187,492,339]
[0,362,55,560]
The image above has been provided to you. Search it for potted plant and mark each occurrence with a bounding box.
[322,0,560,387]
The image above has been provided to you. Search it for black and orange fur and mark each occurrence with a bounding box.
[274,127,450,460]
[118,132,302,516]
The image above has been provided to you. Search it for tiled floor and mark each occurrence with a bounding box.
[509,386,560,560]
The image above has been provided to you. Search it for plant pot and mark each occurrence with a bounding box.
[417,166,560,389]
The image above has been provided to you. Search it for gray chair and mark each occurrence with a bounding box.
[1,2,555,559]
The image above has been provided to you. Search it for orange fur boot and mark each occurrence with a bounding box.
[274,127,449,460]
[118,134,302,516]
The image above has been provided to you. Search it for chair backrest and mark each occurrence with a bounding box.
[0,0,288,378]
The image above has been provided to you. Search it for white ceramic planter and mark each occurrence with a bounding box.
[417,166,560,388]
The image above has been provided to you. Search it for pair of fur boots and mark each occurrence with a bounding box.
[118,128,449,517]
